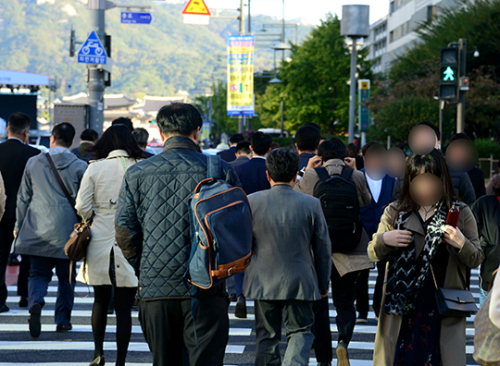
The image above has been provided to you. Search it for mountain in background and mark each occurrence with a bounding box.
[0,0,314,98]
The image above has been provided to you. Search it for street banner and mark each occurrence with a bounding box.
[227,35,255,116]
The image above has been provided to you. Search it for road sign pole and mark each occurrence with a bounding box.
[88,0,107,134]
[348,37,358,144]
[456,38,466,134]
[236,0,245,134]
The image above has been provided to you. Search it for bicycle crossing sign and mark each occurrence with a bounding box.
[77,31,107,65]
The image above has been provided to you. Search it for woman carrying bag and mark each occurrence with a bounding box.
[368,149,483,366]
[75,125,145,366]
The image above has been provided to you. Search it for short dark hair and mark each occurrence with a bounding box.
[80,128,98,142]
[236,140,251,155]
[132,128,150,148]
[346,143,359,157]
[52,122,76,148]
[303,122,321,133]
[266,148,299,183]
[7,112,31,135]
[362,141,384,156]
[250,132,273,156]
[295,125,321,152]
[111,117,134,132]
[417,120,440,141]
[318,137,346,162]
[449,132,471,143]
[92,124,145,160]
[230,133,245,144]
[156,103,202,137]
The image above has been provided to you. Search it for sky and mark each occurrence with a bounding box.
[203,0,389,25]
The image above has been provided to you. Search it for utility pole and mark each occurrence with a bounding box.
[456,38,466,133]
[87,0,110,134]
[347,38,358,144]
[247,0,251,33]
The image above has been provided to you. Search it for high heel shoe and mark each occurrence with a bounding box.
[89,356,105,366]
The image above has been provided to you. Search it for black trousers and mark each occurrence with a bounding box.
[372,259,387,317]
[355,269,370,319]
[0,219,15,306]
[138,296,229,366]
[312,264,357,363]
[17,255,30,298]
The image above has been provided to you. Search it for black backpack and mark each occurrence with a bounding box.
[313,167,362,254]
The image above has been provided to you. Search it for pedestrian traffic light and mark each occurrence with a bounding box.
[69,29,76,57]
[439,47,459,100]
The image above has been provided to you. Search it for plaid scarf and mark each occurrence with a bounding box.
[384,201,448,316]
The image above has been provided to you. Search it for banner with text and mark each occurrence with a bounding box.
[227,35,255,116]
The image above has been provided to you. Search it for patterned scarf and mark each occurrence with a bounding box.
[384,201,448,316]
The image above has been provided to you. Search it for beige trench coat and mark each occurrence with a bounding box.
[75,150,139,288]
[368,202,484,366]
[294,158,374,276]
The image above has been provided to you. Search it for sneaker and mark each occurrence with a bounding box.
[29,303,42,338]
[356,317,368,324]
[336,341,350,366]
[234,295,247,319]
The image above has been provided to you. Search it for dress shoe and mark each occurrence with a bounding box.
[317,363,331,366]
[89,355,105,366]
[229,293,237,302]
[0,304,9,313]
[336,341,350,366]
[56,323,73,332]
[234,295,247,319]
[19,297,28,308]
[29,303,42,338]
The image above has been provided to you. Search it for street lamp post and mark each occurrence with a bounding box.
[271,41,291,137]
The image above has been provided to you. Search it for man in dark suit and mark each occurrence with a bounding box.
[0,113,40,312]
[243,148,331,366]
[235,132,272,195]
[229,140,252,168]
[295,125,321,178]
[357,142,396,320]
[233,131,273,318]
[217,133,244,162]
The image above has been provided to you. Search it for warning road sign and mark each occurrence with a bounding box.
[182,0,211,16]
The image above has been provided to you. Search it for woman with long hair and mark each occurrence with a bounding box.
[75,125,145,366]
[368,149,483,366]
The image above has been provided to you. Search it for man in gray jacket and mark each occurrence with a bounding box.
[14,123,87,338]
[243,148,332,366]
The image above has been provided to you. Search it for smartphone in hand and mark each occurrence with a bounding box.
[445,207,460,228]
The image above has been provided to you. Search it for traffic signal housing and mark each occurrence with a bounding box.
[439,47,459,101]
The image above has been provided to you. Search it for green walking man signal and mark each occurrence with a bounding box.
[443,66,455,81]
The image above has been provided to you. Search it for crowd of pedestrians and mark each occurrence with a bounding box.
[1,104,500,366]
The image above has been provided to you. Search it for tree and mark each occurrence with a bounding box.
[257,14,373,135]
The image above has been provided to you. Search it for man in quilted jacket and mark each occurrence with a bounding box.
[115,103,240,366]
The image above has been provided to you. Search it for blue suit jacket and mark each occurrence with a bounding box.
[217,146,237,162]
[359,169,396,239]
[235,157,270,195]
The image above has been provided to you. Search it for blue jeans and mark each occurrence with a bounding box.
[28,255,76,326]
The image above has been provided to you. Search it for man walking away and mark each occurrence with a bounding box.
[295,125,321,178]
[116,103,240,366]
[14,122,87,338]
[72,128,98,161]
[0,113,40,312]
[217,133,244,162]
[230,140,252,167]
[244,148,331,366]
[132,128,155,158]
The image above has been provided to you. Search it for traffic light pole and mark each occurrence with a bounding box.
[88,0,107,134]
[456,38,466,133]
[348,37,358,144]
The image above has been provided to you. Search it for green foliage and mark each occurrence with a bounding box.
[257,14,372,135]
[371,0,500,142]
[474,138,500,159]
[272,137,295,148]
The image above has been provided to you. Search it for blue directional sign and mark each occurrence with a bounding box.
[121,12,153,24]
[77,31,107,65]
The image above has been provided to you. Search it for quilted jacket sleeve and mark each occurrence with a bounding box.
[115,172,143,274]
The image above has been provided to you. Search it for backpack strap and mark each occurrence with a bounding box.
[341,167,354,181]
[314,167,330,181]
[207,155,222,180]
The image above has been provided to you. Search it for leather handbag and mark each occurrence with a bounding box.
[473,269,500,366]
[430,264,478,317]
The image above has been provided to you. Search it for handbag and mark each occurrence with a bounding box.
[46,154,92,296]
[473,269,500,365]
[430,264,478,317]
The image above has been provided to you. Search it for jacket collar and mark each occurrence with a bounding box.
[163,136,201,153]
[271,184,293,190]
[107,149,129,159]
[324,158,345,168]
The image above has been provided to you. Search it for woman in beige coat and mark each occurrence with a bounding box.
[75,125,145,366]
[368,149,483,366]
